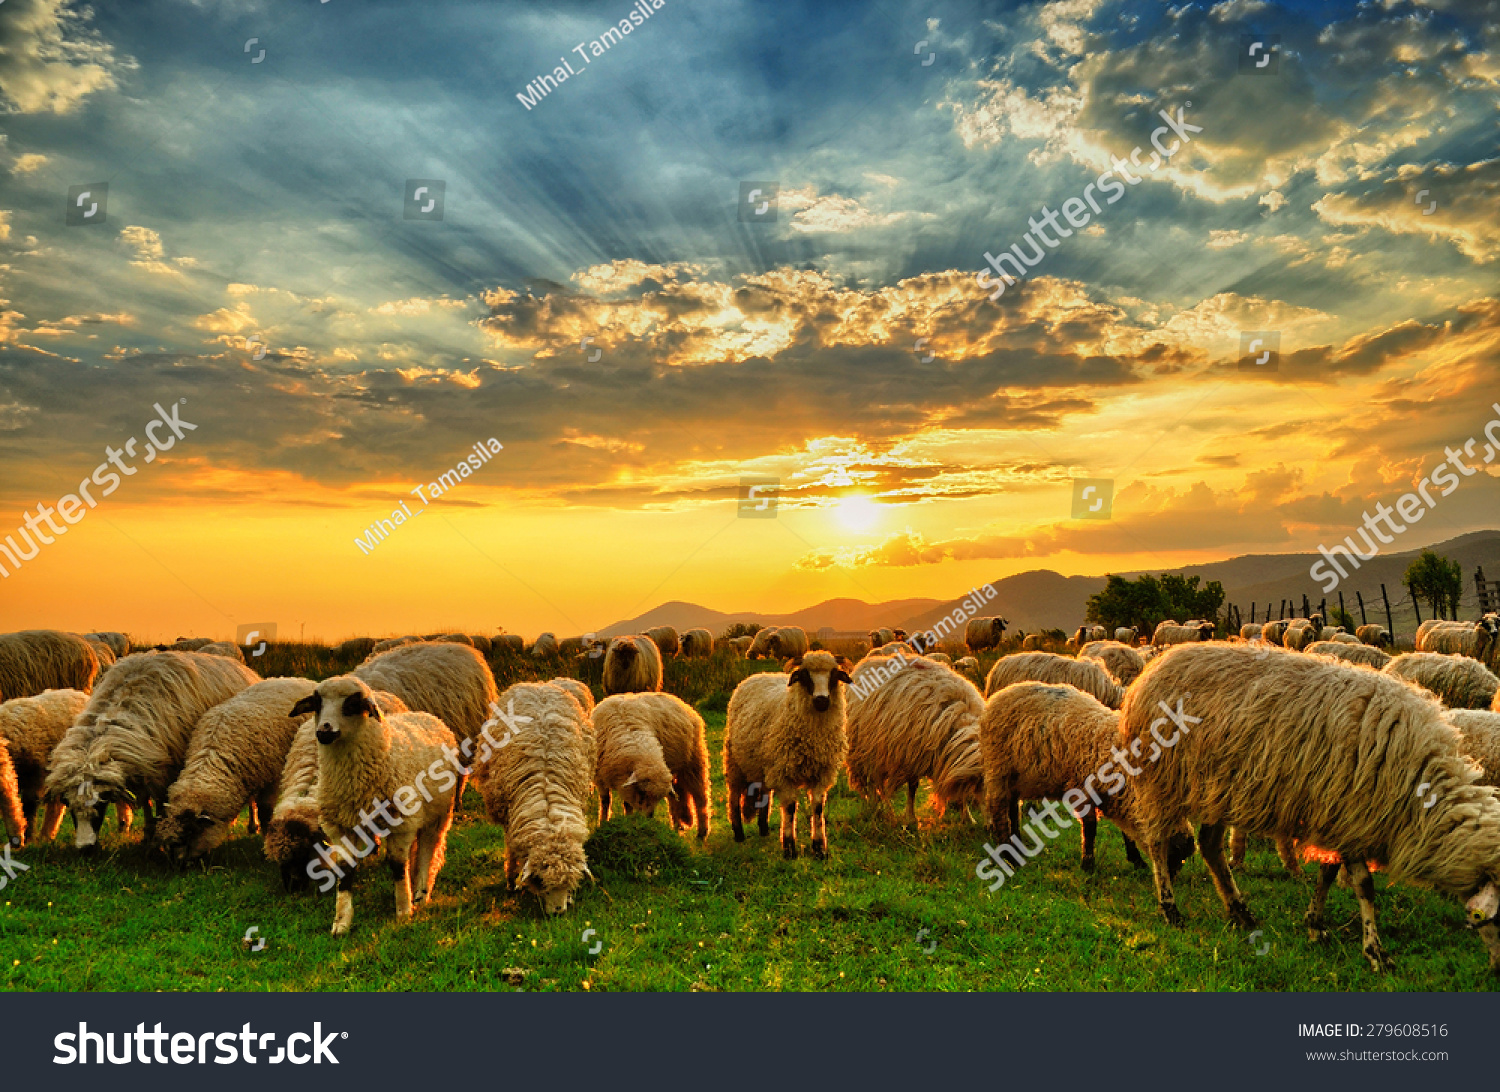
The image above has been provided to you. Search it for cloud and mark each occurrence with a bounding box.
[0,0,133,115]
[1312,158,1500,262]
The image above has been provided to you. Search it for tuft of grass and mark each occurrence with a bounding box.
[584,816,694,881]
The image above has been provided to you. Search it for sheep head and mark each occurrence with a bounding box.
[619,764,674,816]
[518,831,591,914]
[1196,623,1215,641]
[292,676,381,746]
[52,742,130,852]
[1466,883,1500,971]
[157,794,230,866]
[786,650,852,713]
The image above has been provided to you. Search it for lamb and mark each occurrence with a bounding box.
[473,681,594,913]
[1417,618,1500,666]
[1261,620,1290,646]
[725,650,851,859]
[869,628,895,649]
[593,691,709,839]
[0,630,100,699]
[1307,641,1391,670]
[1121,641,1500,972]
[156,677,317,866]
[1152,621,1214,648]
[549,677,595,715]
[197,641,246,662]
[964,617,1009,653]
[1385,652,1499,710]
[979,681,1195,873]
[1239,624,1263,641]
[292,676,457,935]
[86,632,130,659]
[43,652,259,849]
[602,635,664,696]
[353,640,500,772]
[983,652,1125,709]
[0,689,89,846]
[1078,640,1146,687]
[845,654,984,825]
[530,632,560,658]
[748,626,808,660]
[680,628,715,658]
[263,690,409,891]
[645,626,681,659]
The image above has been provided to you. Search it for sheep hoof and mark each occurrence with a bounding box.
[1363,944,1394,973]
[331,923,350,937]
[732,829,745,843]
[782,842,798,860]
[1080,856,1096,874]
[1227,902,1257,930]
[810,840,827,861]
[1160,904,1184,927]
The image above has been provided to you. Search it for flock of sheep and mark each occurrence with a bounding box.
[4,608,1500,980]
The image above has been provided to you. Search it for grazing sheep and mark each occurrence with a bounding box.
[680,627,715,658]
[1152,622,1215,648]
[963,617,1009,654]
[1261,620,1290,646]
[593,692,710,839]
[264,690,409,891]
[1355,625,1391,648]
[337,637,378,660]
[0,689,89,847]
[1239,624,1263,641]
[1074,625,1107,645]
[86,633,130,659]
[372,636,423,655]
[845,655,983,825]
[429,633,474,647]
[493,634,524,654]
[78,636,116,670]
[1385,653,1499,710]
[163,638,214,652]
[530,632,559,658]
[1417,618,1499,666]
[645,626,681,659]
[1021,634,1045,651]
[868,628,895,649]
[354,640,499,755]
[156,677,317,866]
[1114,627,1139,645]
[43,652,259,849]
[0,630,100,699]
[1307,641,1391,670]
[1447,710,1500,787]
[1329,632,1360,645]
[725,651,851,859]
[292,677,457,935]
[1122,641,1500,972]
[549,677,595,715]
[196,641,246,662]
[469,636,492,655]
[729,635,753,657]
[602,635,664,696]
[748,626,809,660]
[927,652,952,665]
[983,652,1125,709]
[557,636,590,658]
[955,656,982,682]
[473,681,594,914]
[1078,640,1146,687]
[1281,615,1324,652]
[878,641,917,657]
[979,681,1195,873]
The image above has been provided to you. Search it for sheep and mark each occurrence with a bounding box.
[983,652,1125,709]
[868,628,895,649]
[1239,624,1263,641]
[292,676,457,935]
[845,654,984,825]
[680,627,715,658]
[43,652,259,849]
[1417,618,1499,666]
[163,637,215,652]
[964,617,1009,653]
[1075,625,1107,645]
[593,691,710,839]
[955,656,982,682]
[878,641,917,656]
[1152,621,1214,648]
[927,652,953,666]
[1122,641,1500,972]
[473,681,594,913]
[1115,626,1139,645]
[156,677,317,866]
[1281,615,1324,652]
[0,689,89,846]
[748,626,808,660]
[1446,710,1500,788]
[78,636,116,670]
[1021,634,1046,651]
[0,630,100,699]
[429,633,474,647]
[493,634,525,654]
[548,677,595,715]
[1077,640,1146,687]
[86,632,130,659]
[1306,641,1391,670]
[979,681,1196,874]
[196,641,246,662]
[353,641,499,800]
[557,636,589,658]
[1347,625,1386,648]
[725,650,851,859]
[645,626,681,659]
[728,635,753,657]
[263,690,409,891]
[530,632,559,658]
[336,637,378,660]
[1261,620,1290,646]
[469,636,492,655]
[372,636,423,655]
[602,635,664,697]
[1385,652,1499,710]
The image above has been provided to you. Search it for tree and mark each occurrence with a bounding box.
[1405,550,1463,621]
[722,622,762,639]
[1085,573,1225,636]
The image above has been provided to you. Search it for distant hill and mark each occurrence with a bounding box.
[595,531,1500,643]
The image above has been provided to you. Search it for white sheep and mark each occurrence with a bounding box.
[1077,640,1146,687]
[603,635,664,696]
[1152,621,1214,647]
[593,691,710,839]
[645,626,681,659]
[983,652,1125,709]
[0,630,100,699]
[293,676,457,935]
[964,617,1009,653]
[1115,626,1139,645]
[1417,618,1499,666]
[1239,624,1263,641]
[680,627,715,658]
[0,689,88,846]
[725,651,851,859]
[748,626,809,660]
[1356,625,1392,648]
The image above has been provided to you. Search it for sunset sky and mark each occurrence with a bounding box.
[0,0,1497,643]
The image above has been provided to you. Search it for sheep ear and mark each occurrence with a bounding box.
[623,772,638,786]
[290,694,320,718]
[582,863,597,883]
[832,669,853,685]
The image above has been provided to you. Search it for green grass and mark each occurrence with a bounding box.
[1,643,1494,991]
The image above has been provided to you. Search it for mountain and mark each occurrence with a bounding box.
[595,531,1500,641]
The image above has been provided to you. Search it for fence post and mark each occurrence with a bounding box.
[1381,583,1395,644]
[1279,599,1286,620]
[1251,602,1256,624]
[1356,590,1367,626]
[1410,584,1422,628]
[1319,598,1326,622]
[1477,566,1491,616]
[1302,594,1310,618]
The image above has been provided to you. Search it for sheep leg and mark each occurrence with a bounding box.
[599,788,612,825]
[388,835,414,921]
[1346,860,1393,971]
[40,800,65,841]
[693,786,709,842]
[505,844,519,891]
[903,780,919,827]
[1276,836,1302,878]
[115,801,134,834]
[1228,827,1247,869]
[982,778,1012,843]
[412,824,443,905]
[1121,835,1146,870]
[809,793,828,860]
[1145,838,1184,926]
[331,844,356,936]
[255,786,277,837]
[1079,810,1097,873]
[1304,862,1341,942]
[1198,822,1257,929]
[756,788,771,838]
[246,799,259,835]
[780,798,799,859]
[728,785,745,843]
[141,797,157,845]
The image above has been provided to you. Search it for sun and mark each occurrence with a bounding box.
[835,494,881,532]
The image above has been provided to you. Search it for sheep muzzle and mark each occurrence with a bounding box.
[1466,883,1500,925]
[316,726,340,745]
[812,695,830,712]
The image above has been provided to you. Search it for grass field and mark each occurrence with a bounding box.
[1,643,1495,992]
